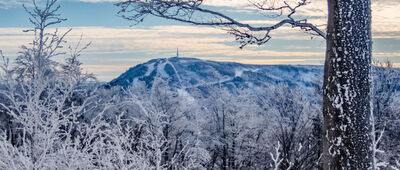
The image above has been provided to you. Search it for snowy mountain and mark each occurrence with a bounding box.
[109,57,323,92]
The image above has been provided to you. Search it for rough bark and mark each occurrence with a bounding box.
[323,0,373,169]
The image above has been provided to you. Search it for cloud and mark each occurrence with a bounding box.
[82,64,135,80]
[374,52,400,57]
[237,0,400,39]
[0,25,328,80]
[0,0,64,8]
[0,0,118,9]
[371,0,400,39]
[0,0,30,9]
[199,58,324,65]
[240,20,283,25]
[3,0,399,39]
[2,24,396,62]
[73,0,119,2]
[0,0,397,82]
[2,25,310,56]
[74,0,245,4]
[1,0,400,80]
[202,0,251,8]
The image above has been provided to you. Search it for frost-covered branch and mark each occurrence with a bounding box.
[63,34,95,84]
[16,0,70,80]
[270,142,283,170]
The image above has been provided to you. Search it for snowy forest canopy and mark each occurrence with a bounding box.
[0,0,400,169]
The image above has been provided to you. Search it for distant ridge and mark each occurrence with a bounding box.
[109,57,324,92]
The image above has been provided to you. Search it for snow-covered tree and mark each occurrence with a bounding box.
[197,86,261,169]
[0,0,109,169]
[257,84,322,170]
[118,79,210,169]
[3,0,398,169]
[372,60,400,168]
[62,35,95,84]
[115,0,374,168]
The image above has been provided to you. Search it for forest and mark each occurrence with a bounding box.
[0,0,399,169]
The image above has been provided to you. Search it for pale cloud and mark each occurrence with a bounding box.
[241,0,400,39]
[241,20,282,25]
[82,64,133,80]
[3,24,395,62]
[300,0,400,39]
[0,25,327,80]
[67,26,323,58]
[2,0,400,81]
[371,0,400,39]
[373,52,400,57]
[202,0,251,8]
[284,45,315,50]
[3,0,399,39]
[393,63,400,67]
[0,0,60,8]
[0,0,29,9]
[73,0,119,2]
[195,57,325,66]
[0,0,118,8]
[71,0,252,7]
[186,48,323,57]
[71,0,250,5]
[83,64,136,73]
[1,22,397,58]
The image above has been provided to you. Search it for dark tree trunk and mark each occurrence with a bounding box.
[222,112,227,170]
[323,0,373,169]
[162,124,170,167]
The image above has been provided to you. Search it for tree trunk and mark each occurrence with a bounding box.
[323,0,373,169]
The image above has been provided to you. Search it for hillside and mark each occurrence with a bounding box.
[109,57,324,94]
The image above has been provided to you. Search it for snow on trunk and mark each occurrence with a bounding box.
[323,0,373,169]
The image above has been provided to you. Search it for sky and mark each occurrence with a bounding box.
[0,0,399,81]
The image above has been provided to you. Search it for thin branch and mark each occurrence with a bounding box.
[116,0,326,48]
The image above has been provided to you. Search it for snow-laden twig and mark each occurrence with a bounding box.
[270,142,283,170]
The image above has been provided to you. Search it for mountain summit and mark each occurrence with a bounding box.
[109,57,323,91]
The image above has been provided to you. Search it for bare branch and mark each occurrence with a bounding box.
[116,0,326,48]
[17,0,70,79]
